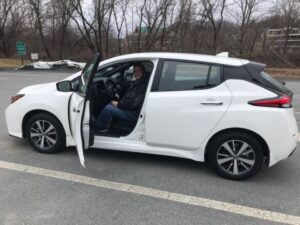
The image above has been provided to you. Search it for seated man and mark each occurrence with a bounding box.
[96,63,148,131]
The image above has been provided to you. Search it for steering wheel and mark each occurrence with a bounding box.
[105,78,121,100]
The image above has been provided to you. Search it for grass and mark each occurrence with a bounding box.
[0,58,31,69]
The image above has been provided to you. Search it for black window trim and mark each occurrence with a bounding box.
[151,58,224,92]
[72,60,154,86]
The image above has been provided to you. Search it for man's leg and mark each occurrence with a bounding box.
[96,104,114,130]
[96,103,136,130]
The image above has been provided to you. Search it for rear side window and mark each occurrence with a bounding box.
[224,66,252,81]
[157,60,221,91]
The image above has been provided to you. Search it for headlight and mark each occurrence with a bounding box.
[11,94,25,104]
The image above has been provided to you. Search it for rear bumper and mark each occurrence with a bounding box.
[268,132,298,167]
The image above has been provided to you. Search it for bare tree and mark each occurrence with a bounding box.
[135,0,147,52]
[230,0,261,56]
[200,0,227,53]
[141,0,176,51]
[112,0,129,54]
[166,0,193,52]
[0,0,24,57]
[103,0,114,58]
[0,0,13,56]
[176,0,193,52]
[275,0,300,53]
[27,0,53,59]
[1,0,299,68]
[68,0,97,53]
[50,0,76,59]
[190,1,208,53]
[68,0,113,57]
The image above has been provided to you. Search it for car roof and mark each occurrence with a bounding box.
[100,52,249,67]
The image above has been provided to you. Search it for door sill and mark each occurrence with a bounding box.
[94,129,130,138]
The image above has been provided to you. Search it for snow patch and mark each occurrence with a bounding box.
[18,60,86,70]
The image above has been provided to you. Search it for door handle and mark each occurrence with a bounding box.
[83,122,89,126]
[201,102,223,106]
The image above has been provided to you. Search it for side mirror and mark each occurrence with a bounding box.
[56,80,73,92]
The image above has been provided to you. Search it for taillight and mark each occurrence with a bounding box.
[248,95,292,108]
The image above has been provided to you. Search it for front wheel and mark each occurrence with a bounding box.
[207,131,263,180]
[25,113,66,153]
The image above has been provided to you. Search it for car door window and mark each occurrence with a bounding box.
[78,56,99,95]
[157,61,221,91]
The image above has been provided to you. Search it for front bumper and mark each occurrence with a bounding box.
[5,104,24,138]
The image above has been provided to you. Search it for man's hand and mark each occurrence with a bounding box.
[111,101,119,107]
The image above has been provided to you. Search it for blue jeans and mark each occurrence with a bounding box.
[96,103,137,129]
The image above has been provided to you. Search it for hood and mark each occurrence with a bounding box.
[17,71,82,95]
[18,82,57,94]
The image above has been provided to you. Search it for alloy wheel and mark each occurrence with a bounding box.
[216,140,256,176]
[30,120,57,150]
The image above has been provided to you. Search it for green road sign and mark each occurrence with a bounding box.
[16,41,26,55]
[140,26,149,33]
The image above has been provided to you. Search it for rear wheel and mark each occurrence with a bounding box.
[25,113,65,153]
[207,131,263,180]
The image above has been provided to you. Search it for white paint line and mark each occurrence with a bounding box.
[298,133,300,142]
[0,161,299,225]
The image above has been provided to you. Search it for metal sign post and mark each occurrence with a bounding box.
[16,41,26,65]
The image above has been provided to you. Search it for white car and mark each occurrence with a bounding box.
[5,53,298,180]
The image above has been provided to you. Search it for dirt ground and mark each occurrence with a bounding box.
[0,58,31,69]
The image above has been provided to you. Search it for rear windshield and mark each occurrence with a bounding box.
[260,71,291,95]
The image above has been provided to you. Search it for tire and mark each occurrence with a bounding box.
[25,113,66,153]
[207,131,263,180]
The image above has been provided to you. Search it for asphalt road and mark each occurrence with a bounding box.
[0,71,299,225]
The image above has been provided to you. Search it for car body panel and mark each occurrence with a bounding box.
[205,80,298,166]
[5,82,73,139]
[145,83,232,150]
[69,92,88,167]
[68,53,102,166]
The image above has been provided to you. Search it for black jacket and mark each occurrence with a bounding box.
[118,75,148,111]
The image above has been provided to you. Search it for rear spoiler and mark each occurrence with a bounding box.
[245,61,266,72]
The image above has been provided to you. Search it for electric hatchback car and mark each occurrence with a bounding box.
[5,52,298,180]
